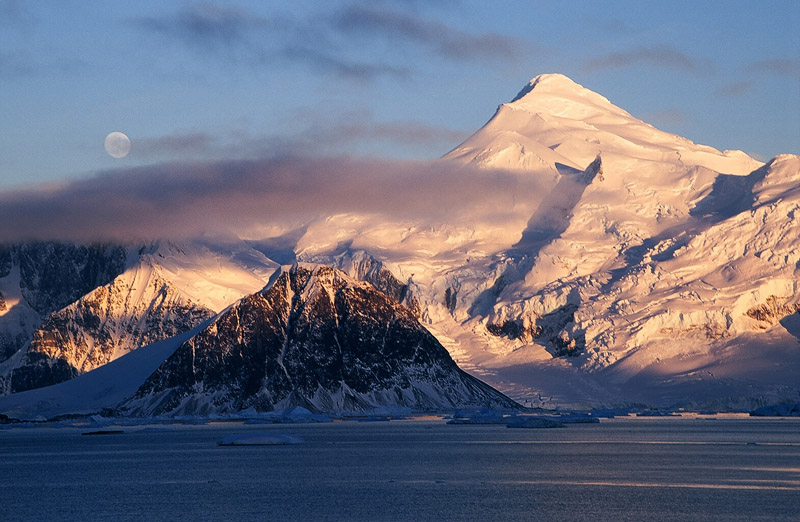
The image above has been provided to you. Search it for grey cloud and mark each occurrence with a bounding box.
[0,156,540,243]
[134,115,466,161]
[359,120,467,147]
[135,132,217,157]
[749,58,800,77]
[133,3,275,55]
[714,81,753,98]
[280,46,411,82]
[584,45,708,73]
[132,4,404,82]
[280,115,468,153]
[333,4,526,62]
[643,109,688,127]
[132,3,526,80]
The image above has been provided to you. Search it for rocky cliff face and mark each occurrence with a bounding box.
[122,264,518,416]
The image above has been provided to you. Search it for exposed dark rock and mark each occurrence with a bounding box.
[0,247,12,278]
[750,403,800,417]
[0,413,22,424]
[582,154,603,183]
[746,295,800,326]
[9,351,79,394]
[326,252,421,317]
[486,304,585,357]
[27,277,213,376]
[16,243,127,316]
[486,319,530,339]
[444,287,458,314]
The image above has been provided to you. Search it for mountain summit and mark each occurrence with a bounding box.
[445,74,761,176]
[509,73,627,119]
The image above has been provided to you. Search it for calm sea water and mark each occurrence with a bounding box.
[1,417,799,521]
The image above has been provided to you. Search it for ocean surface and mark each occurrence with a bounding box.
[1,416,799,521]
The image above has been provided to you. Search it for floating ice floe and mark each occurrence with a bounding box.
[217,433,305,446]
[541,413,600,424]
[239,406,333,424]
[447,408,509,425]
[506,417,564,429]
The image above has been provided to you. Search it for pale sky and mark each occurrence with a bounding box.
[1,0,798,192]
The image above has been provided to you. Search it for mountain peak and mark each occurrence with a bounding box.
[506,73,626,122]
[510,73,587,102]
[445,72,761,175]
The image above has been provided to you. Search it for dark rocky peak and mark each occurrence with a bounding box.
[123,264,517,415]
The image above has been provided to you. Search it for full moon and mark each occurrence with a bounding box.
[104,131,131,158]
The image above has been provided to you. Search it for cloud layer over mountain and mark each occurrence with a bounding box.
[0,156,541,242]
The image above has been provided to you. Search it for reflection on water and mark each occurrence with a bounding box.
[1,417,799,521]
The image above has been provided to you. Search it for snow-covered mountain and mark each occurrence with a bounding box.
[1,73,798,413]
[302,74,799,410]
[0,240,277,394]
[445,73,760,176]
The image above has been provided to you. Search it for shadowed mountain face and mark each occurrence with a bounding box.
[122,265,518,416]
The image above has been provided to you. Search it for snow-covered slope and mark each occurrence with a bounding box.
[0,243,127,364]
[431,76,797,409]
[0,239,278,394]
[0,325,203,420]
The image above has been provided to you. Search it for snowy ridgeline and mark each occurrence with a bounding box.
[1,74,799,414]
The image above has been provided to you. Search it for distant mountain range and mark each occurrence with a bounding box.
[1,74,798,417]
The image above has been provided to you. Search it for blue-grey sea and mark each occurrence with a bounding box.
[1,416,799,521]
